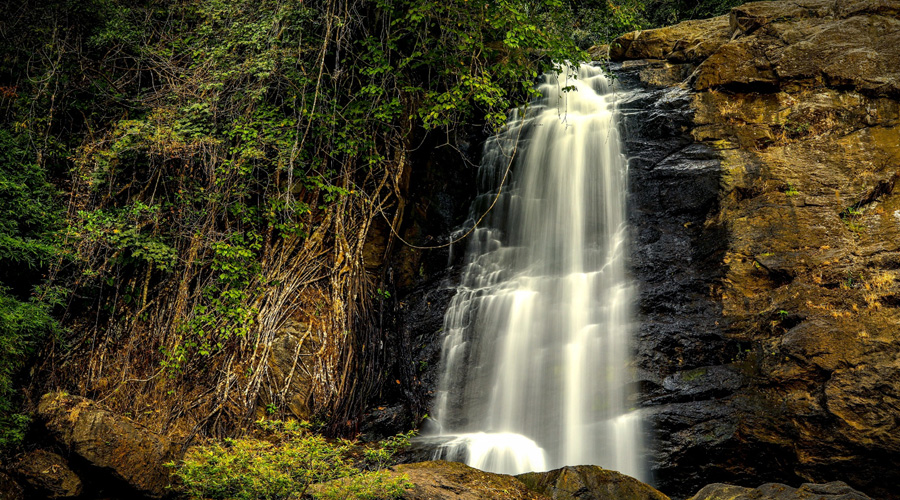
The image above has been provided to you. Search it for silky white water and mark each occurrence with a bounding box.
[429,64,644,480]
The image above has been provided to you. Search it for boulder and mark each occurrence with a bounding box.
[14,449,82,499]
[359,404,414,443]
[37,392,177,498]
[390,461,549,499]
[516,465,670,500]
[609,16,731,64]
[689,481,871,500]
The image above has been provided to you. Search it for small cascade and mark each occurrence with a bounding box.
[436,433,547,475]
[429,64,644,480]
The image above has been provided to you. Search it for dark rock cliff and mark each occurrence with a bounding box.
[609,1,900,498]
[359,129,483,440]
[615,60,748,495]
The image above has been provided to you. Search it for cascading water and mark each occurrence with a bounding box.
[428,64,644,480]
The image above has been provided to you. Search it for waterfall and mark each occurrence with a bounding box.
[429,64,644,480]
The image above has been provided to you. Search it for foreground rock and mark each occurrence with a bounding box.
[517,466,670,500]
[689,481,871,500]
[608,1,900,498]
[377,462,671,500]
[14,450,83,499]
[37,392,178,498]
[388,461,548,499]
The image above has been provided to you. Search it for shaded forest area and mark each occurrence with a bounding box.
[0,0,739,451]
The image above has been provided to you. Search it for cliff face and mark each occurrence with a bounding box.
[610,1,900,498]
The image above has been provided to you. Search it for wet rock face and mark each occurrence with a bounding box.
[37,393,178,498]
[616,60,753,496]
[612,1,900,498]
[362,129,481,437]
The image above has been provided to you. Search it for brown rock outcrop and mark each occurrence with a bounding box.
[390,461,549,499]
[608,1,900,499]
[37,392,178,498]
[516,466,670,500]
[314,462,669,500]
[259,319,316,420]
[610,16,732,64]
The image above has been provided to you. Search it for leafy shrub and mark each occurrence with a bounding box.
[169,420,413,500]
[0,290,56,448]
[0,128,62,449]
[313,471,412,500]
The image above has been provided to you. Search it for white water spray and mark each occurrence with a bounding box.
[430,64,644,480]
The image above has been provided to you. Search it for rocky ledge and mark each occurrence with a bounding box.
[0,392,877,500]
[608,1,900,499]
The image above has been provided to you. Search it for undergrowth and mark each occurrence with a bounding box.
[169,420,415,500]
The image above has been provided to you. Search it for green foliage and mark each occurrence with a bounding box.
[313,471,412,500]
[554,0,649,47]
[170,420,413,500]
[361,430,417,470]
[0,292,57,448]
[76,202,177,272]
[162,231,264,372]
[841,205,865,234]
[0,127,63,449]
[0,129,62,275]
[173,436,350,499]
[374,0,587,129]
